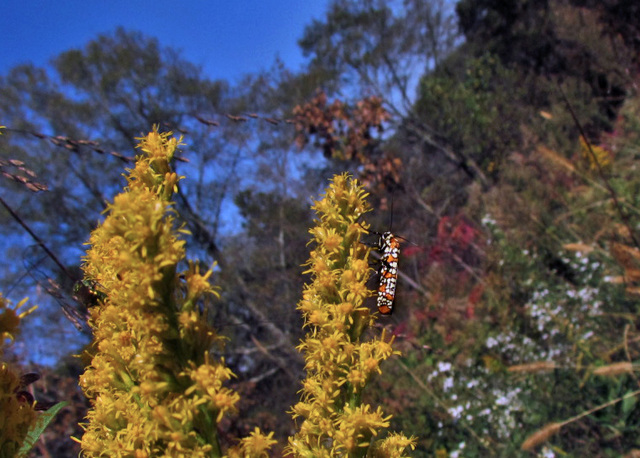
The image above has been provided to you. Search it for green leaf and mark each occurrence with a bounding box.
[17,401,68,458]
[622,391,637,417]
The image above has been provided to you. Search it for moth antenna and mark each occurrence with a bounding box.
[388,194,394,232]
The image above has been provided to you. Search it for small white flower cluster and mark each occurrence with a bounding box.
[449,441,466,458]
[525,249,606,359]
[539,446,556,458]
[481,213,497,228]
[427,354,527,442]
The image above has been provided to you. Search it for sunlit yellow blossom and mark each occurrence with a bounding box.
[227,427,277,458]
[286,173,415,456]
[186,265,214,299]
[0,296,36,345]
[78,128,261,457]
[0,295,38,457]
[370,432,418,457]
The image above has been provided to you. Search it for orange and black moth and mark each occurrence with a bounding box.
[375,231,401,315]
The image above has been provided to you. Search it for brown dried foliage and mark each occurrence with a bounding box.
[0,158,48,192]
[592,362,634,377]
[521,422,563,451]
[293,90,400,191]
[507,361,557,373]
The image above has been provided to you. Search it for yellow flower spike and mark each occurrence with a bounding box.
[78,130,256,457]
[287,173,414,457]
[226,427,277,457]
[0,295,38,457]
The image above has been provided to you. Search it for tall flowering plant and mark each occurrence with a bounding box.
[286,174,416,457]
[0,295,38,457]
[78,128,274,457]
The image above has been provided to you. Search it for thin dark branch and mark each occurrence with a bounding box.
[0,196,74,282]
[558,83,640,249]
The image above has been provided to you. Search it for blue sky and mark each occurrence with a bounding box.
[1,0,329,80]
[2,0,333,365]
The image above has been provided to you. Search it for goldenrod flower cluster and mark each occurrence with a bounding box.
[78,128,274,457]
[0,294,37,457]
[287,174,416,457]
[226,427,277,458]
